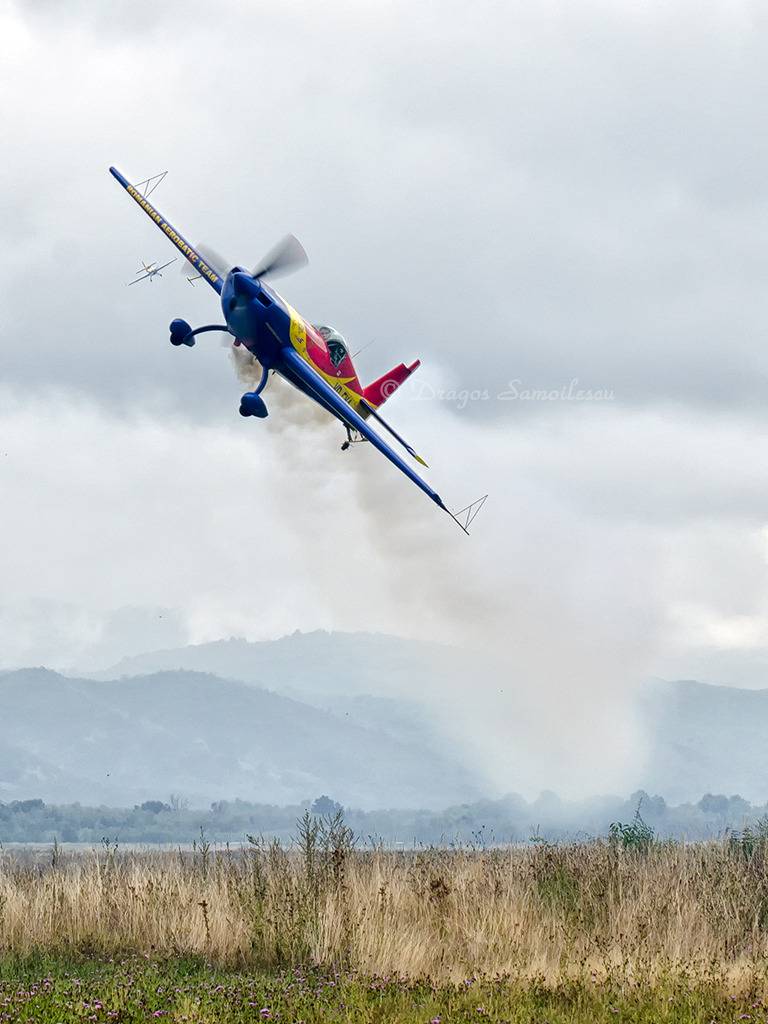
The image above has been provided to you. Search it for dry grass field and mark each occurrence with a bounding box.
[3,822,768,987]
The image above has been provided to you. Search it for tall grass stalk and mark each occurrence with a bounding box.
[2,836,768,983]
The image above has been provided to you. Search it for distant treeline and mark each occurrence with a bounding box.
[0,790,765,845]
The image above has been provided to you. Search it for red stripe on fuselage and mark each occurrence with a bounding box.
[304,323,363,396]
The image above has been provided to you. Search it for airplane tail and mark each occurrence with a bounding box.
[362,359,420,409]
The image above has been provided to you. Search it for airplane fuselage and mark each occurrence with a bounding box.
[221,270,365,413]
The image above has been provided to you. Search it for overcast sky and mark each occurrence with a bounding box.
[4,0,768,796]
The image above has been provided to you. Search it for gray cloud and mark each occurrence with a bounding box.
[5,1,768,416]
[6,1,768,797]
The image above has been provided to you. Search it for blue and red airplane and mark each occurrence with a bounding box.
[109,167,486,533]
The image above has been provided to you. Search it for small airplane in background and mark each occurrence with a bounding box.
[128,258,177,286]
[109,167,486,533]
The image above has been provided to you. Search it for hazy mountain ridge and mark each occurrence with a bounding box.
[5,634,768,808]
[637,678,768,803]
[0,665,483,809]
[93,630,463,703]
[95,632,768,804]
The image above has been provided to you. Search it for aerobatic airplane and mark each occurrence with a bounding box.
[109,167,486,533]
[128,258,176,285]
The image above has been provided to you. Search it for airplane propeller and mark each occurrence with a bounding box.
[182,235,308,285]
[179,244,227,284]
[250,233,308,281]
[192,244,232,281]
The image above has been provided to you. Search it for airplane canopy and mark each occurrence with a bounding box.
[313,324,348,367]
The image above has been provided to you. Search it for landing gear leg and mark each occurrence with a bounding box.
[341,426,368,451]
[239,363,270,418]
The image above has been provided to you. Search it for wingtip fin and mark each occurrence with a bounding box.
[444,494,488,535]
[133,170,168,199]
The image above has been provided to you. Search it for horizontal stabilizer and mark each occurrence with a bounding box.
[359,398,428,467]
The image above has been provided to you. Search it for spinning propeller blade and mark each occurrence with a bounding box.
[180,243,233,284]
[196,244,233,279]
[180,236,307,285]
[251,233,308,281]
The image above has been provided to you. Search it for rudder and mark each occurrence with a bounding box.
[363,359,420,409]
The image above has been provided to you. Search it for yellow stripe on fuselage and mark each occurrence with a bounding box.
[282,301,362,409]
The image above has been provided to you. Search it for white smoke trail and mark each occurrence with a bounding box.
[205,344,661,797]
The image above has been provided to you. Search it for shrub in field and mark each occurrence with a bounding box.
[608,804,655,852]
[728,815,768,859]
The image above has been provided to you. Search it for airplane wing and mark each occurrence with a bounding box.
[109,167,224,294]
[277,346,452,518]
[128,273,151,286]
[155,258,176,272]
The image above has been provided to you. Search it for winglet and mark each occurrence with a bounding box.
[444,494,488,535]
[133,170,168,199]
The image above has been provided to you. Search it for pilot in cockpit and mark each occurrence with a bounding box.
[314,324,348,369]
